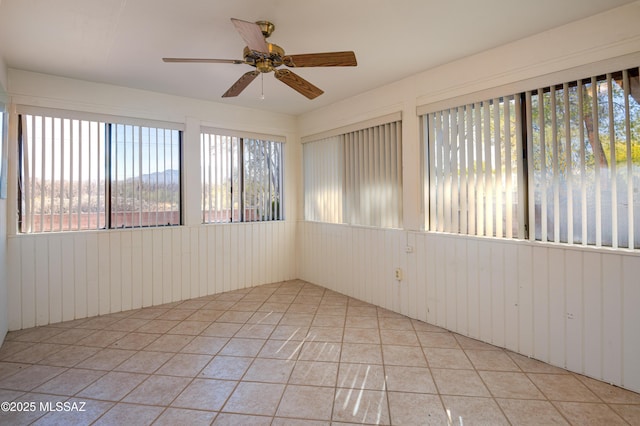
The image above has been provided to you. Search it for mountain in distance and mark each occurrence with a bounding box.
[126,169,179,185]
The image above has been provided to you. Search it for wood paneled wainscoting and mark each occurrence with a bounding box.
[7,221,296,331]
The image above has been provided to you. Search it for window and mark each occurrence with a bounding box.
[201,129,284,223]
[303,119,403,228]
[424,97,524,238]
[18,109,182,233]
[527,69,640,248]
[423,66,640,249]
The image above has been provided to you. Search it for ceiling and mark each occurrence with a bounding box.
[0,0,635,116]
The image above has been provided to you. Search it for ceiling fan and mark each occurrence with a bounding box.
[163,18,357,99]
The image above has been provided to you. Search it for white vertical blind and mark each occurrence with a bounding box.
[344,120,403,228]
[0,106,5,199]
[607,73,618,248]
[563,82,574,244]
[424,97,521,238]
[303,136,343,223]
[201,133,236,223]
[623,69,635,249]
[475,102,485,236]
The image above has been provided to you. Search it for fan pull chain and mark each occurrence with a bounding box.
[261,73,265,100]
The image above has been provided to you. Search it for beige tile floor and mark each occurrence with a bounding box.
[0,280,639,425]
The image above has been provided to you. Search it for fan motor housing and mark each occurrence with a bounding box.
[243,44,284,72]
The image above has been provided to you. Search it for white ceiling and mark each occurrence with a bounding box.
[0,0,635,116]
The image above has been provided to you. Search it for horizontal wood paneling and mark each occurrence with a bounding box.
[7,221,296,329]
[297,221,640,393]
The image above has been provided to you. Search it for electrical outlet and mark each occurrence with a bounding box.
[394,268,403,281]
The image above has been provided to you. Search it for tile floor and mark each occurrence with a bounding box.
[0,280,639,425]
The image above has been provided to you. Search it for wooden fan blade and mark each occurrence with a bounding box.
[231,18,269,53]
[222,71,260,98]
[283,51,357,67]
[163,57,245,64]
[274,69,324,99]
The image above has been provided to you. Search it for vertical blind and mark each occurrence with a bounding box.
[201,133,240,223]
[303,119,403,228]
[344,121,403,228]
[303,136,343,223]
[424,97,524,238]
[0,106,6,198]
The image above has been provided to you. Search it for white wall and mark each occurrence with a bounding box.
[297,2,640,393]
[5,70,300,330]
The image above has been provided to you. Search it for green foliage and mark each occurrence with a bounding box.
[606,140,640,165]
[530,76,640,175]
